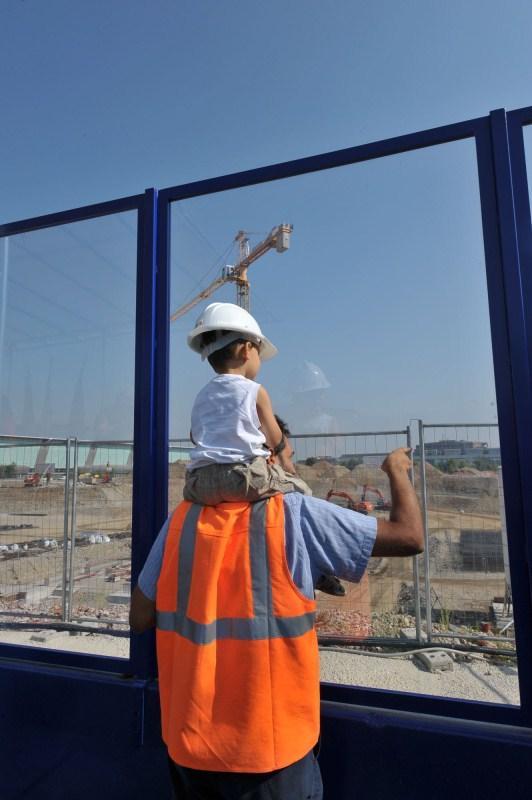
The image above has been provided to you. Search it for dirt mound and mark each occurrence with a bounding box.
[441,472,498,495]
[168,462,186,510]
[169,461,187,478]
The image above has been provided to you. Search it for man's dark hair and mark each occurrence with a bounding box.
[201,330,252,370]
[274,415,291,438]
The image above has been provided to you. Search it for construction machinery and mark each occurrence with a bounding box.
[23,472,41,488]
[326,489,373,515]
[361,485,392,511]
[23,463,54,488]
[170,223,292,320]
[79,471,112,486]
[326,486,392,515]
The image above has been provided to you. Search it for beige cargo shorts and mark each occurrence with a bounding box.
[183,456,312,505]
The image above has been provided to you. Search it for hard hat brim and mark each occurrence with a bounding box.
[188,325,278,361]
[187,302,278,361]
[257,336,277,361]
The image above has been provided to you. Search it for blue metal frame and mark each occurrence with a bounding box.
[3,106,532,731]
[157,109,532,728]
[154,186,170,558]
[0,191,154,676]
[129,188,159,679]
[0,195,144,237]
[476,111,532,720]
[158,116,485,204]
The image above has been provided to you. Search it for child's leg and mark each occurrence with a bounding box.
[183,459,312,505]
[183,463,251,505]
[230,458,313,500]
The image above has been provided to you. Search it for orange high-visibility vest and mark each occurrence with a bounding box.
[156,494,319,773]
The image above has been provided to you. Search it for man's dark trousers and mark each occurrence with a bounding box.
[168,748,323,799]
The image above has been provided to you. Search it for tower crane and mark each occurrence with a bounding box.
[170,223,292,321]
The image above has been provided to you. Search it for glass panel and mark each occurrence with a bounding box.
[523,125,532,210]
[167,140,518,705]
[0,212,137,658]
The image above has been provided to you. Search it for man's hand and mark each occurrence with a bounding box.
[129,585,156,633]
[373,447,423,557]
[381,447,412,477]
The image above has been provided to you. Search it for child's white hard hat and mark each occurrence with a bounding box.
[187,302,278,361]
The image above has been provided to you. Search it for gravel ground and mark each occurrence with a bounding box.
[0,630,519,706]
[319,646,519,705]
[0,629,130,658]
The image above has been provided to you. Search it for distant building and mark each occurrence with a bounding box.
[414,439,500,466]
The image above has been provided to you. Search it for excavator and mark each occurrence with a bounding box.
[326,489,373,515]
[326,485,391,515]
[360,484,392,511]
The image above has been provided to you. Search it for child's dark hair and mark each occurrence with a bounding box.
[201,330,254,370]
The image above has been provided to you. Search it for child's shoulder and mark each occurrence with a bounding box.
[195,373,257,397]
[210,373,258,388]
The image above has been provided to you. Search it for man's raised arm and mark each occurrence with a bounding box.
[373,448,424,557]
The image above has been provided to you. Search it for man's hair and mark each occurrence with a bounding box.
[200,330,253,370]
[274,415,291,438]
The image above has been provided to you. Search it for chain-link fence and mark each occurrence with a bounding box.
[417,422,511,646]
[288,428,422,644]
[0,436,132,632]
[292,422,512,649]
[1,424,514,653]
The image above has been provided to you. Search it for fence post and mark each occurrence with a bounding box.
[61,438,71,622]
[418,420,433,642]
[407,425,423,644]
[66,438,79,623]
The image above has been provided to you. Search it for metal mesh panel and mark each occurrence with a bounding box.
[289,430,418,643]
[167,429,420,644]
[418,423,512,643]
[68,440,133,626]
[0,436,69,622]
[0,437,133,634]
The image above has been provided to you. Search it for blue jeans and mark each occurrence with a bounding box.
[168,748,323,800]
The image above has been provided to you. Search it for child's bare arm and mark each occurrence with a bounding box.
[256,386,296,473]
[256,386,283,449]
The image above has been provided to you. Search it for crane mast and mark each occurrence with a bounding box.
[170,223,292,321]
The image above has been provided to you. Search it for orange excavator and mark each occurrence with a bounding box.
[360,485,392,511]
[326,485,391,515]
[326,490,373,515]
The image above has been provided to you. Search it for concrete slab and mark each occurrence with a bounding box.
[414,650,454,672]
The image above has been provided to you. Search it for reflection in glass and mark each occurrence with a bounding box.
[0,212,137,658]
[167,140,518,704]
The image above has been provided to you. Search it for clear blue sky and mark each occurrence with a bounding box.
[1,1,531,441]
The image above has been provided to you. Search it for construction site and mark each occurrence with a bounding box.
[0,425,513,674]
[2,85,532,796]
[0,211,516,709]
[0,220,514,662]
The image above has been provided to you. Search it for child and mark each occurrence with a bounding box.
[184,302,311,505]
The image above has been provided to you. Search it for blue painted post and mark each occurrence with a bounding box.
[129,188,159,680]
[154,189,170,533]
[474,109,532,721]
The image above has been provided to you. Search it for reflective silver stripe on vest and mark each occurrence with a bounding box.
[156,500,315,644]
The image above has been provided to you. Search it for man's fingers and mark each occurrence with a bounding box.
[381,447,413,473]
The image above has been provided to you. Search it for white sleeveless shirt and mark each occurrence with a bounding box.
[188,374,269,470]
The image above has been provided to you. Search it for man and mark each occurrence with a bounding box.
[130,428,423,800]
